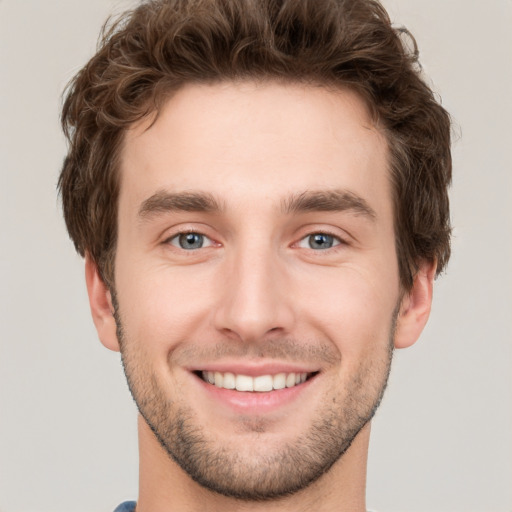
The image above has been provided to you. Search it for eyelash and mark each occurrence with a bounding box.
[164,229,347,252]
[165,230,217,250]
[296,232,346,251]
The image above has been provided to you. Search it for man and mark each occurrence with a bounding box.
[58,0,451,510]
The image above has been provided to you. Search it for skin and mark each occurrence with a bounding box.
[86,81,435,512]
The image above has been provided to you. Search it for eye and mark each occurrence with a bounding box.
[167,232,215,250]
[297,233,342,250]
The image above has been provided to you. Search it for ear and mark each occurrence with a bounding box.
[394,260,437,349]
[84,255,120,352]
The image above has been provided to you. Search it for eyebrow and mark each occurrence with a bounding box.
[137,188,376,221]
[281,189,376,219]
[138,190,224,219]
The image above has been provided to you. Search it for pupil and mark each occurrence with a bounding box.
[179,233,203,249]
[310,234,333,249]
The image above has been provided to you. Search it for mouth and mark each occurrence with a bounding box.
[195,370,319,392]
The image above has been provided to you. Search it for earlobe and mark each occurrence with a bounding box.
[394,261,437,349]
[84,255,120,352]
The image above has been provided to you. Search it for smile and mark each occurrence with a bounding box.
[200,371,316,392]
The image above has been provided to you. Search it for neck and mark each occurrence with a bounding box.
[136,415,370,512]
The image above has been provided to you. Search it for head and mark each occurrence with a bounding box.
[59,0,451,292]
[58,0,451,502]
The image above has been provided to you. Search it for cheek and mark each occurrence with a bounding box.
[295,265,398,357]
[114,261,216,350]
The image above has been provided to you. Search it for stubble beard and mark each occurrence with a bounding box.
[113,298,396,501]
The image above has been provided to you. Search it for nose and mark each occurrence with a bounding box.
[213,242,295,343]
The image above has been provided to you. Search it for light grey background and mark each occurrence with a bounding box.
[0,1,511,511]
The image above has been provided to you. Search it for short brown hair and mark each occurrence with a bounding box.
[59,0,452,290]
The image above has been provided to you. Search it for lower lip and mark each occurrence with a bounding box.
[193,373,317,414]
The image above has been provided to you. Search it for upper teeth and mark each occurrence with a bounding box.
[201,371,308,392]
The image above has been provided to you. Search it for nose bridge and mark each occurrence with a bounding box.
[213,234,294,342]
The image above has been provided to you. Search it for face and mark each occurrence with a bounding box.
[109,81,403,499]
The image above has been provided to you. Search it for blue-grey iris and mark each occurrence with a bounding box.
[309,233,335,250]
[179,233,204,250]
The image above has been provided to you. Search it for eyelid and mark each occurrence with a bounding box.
[293,223,351,246]
[160,224,350,251]
[168,232,215,249]
[296,232,344,250]
[162,226,220,250]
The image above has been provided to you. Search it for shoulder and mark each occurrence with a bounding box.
[113,501,137,512]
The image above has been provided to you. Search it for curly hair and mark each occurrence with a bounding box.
[59,0,452,290]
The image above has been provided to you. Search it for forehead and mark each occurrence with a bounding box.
[119,81,390,216]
